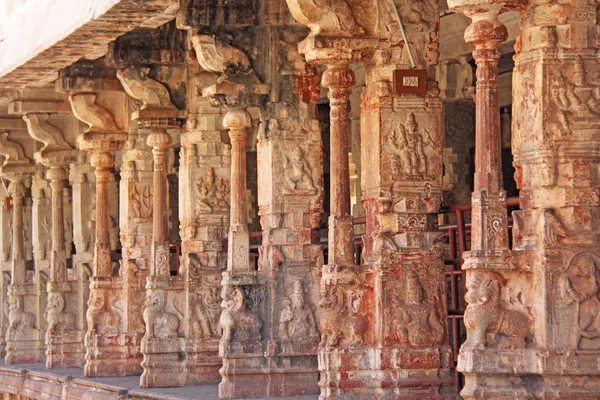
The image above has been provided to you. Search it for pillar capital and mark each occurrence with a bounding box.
[321,65,356,90]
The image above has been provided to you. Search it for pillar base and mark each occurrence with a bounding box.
[459,348,600,399]
[45,331,85,369]
[185,339,221,384]
[219,355,319,399]
[5,333,45,365]
[140,337,187,388]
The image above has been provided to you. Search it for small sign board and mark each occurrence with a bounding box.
[392,69,427,95]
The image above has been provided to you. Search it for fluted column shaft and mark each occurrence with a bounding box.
[322,65,355,266]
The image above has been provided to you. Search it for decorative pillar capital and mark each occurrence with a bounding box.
[223,108,252,133]
[321,66,356,90]
[90,152,115,171]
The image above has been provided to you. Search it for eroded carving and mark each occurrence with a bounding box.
[143,289,179,339]
[195,167,230,213]
[130,183,153,219]
[220,286,262,352]
[285,0,365,37]
[117,67,176,110]
[47,292,77,333]
[463,271,529,349]
[191,35,253,83]
[86,290,120,334]
[0,132,27,165]
[284,147,316,194]
[279,281,318,347]
[320,285,368,348]
[392,113,433,179]
[69,93,119,131]
[7,296,35,334]
[194,284,222,339]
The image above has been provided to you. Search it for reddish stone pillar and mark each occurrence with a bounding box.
[449,1,530,398]
[323,65,355,268]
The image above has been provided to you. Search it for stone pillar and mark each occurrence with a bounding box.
[180,95,229,384]
[0,184,11,358]
[448,1,530,398]
[0,159,40,364]
[63,68,129,376]
[137,107,187,389]
[218,107,262,399]
[493,1,600,398]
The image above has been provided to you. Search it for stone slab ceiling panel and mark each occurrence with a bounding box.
[0,0,179,99]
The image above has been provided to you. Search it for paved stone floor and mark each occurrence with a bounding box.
[0,362,318,399]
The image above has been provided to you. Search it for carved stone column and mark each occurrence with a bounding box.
[19,106,82,369]
[62,64,129,377]
[180,94,229,384]
[0,135,39,364]
[488,1,600,398]
[0,183,10,358]
[448,1,530,398]
[137,108,187,389]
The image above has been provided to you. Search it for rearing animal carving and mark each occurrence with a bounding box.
[116,67,176,110]
[319,286,368,348]
[23,113,72,152]
[143,289,179,339]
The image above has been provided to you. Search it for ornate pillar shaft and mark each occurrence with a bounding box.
[9,181,26,286]
[323,65,355,266]
[48,167,67,282]
[91,153,113,278]
[224,109,252,273]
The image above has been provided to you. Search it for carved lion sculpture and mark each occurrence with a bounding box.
[320,286,368,348]
[463,271,530,349]
[143,289,179,339]
[220,286,261,351]
[7,296,35,334]
[47,293,77,333]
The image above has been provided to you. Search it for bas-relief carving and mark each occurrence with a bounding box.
[548,59,600,138]
[47,293,77,334]
[7,296,35,336]
[195,167,230,213]
[194,282,221,339]
[389,112,436,181]
[319,285,368,349]
[143,289,179,339]
[555,253,600,350]
[130,183,153,220]
[116,67,176,110]
[279,281,319,351]
[463,271,530,350]
[385,269,443,347]
[220,286,262,354]
[284,0,365,38]
[283,147,316,194]
[86,290,120,334]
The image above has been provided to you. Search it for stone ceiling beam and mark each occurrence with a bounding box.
[0,0,179,100]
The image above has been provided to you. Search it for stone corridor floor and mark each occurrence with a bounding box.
[0,361,318,399]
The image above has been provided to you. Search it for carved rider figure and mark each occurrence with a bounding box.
[284,147,316,193]
[394,113,430,178]
[7,296,35,335]
[220,286,261,352]
[86,290,120,334]
[391,269,444,346]
[279,281,318,342]
[47,292,77,334]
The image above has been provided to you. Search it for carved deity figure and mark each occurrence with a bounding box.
[320,285,368,348]
[279,281,318,343]
[463,271,529,349]
[7,296,35,335]
[284,147,316,193]
[389,269,443,346]
[557,253,600,349]
[86,290,120,334]
[195,167,230,212]
[47,292,77,334]
[194,285,222,338]
[143,289,179,339]
[393,113,431,178]
[220,286,262,352]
